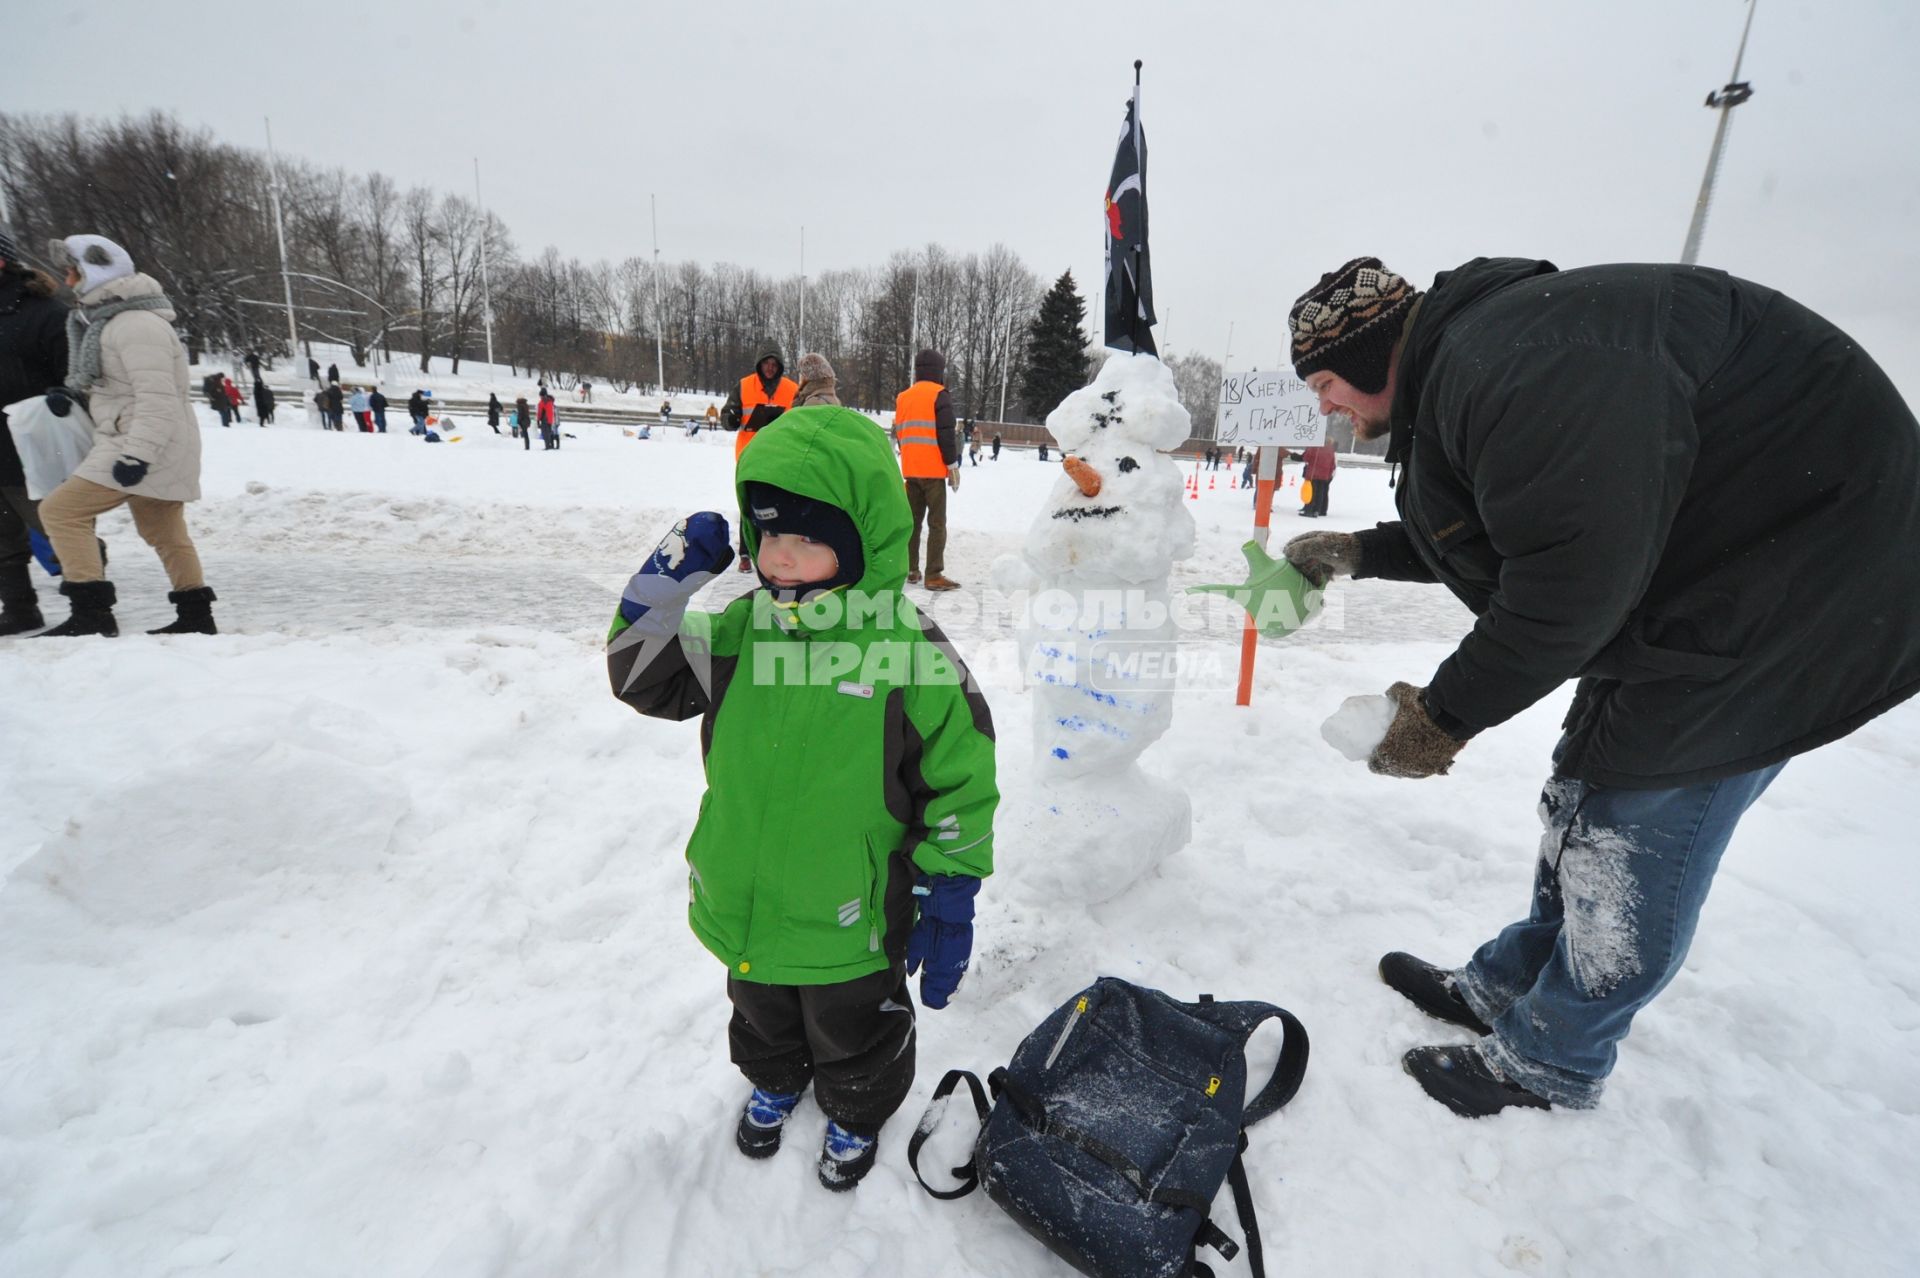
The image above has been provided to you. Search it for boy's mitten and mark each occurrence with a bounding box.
[1370,681,1468,779]
[906,872,980,1010]
[1282,530,1363,587]
[1186,540,1324,638]
[618,512,732,628]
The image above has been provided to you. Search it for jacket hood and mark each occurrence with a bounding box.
[735,406,911,603]
[755,351,786,381]
[914,348,946,383]
[79,271,173,319]
[1387,256,1557,463]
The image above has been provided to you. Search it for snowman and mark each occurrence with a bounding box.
[997,352,1196,902]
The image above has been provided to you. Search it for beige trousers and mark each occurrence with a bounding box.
[40,477,205,589]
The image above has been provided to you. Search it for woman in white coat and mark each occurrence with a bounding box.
[37,235,217,637]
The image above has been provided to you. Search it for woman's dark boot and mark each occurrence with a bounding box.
[148,585,218,635]
[38,580,119,638]
[0,564,43,636]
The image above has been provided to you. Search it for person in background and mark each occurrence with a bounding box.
[791,353,840,408]
[222,375,245,424]
[308,355,321,386]
[323,380,345,432]
[893,348,962,591]
[36,234,219,637]
[0,228,72,636]
[580,381,593,403]
[968,436,981,467]
[349,385,372,432]
[515,396,532,450]
[1298,442,1336,517]
[487,392,503,434]
[991,433,1001,461]
[253,378,275,426]
[203,372,233,427]
[407,388,429,436]
[539,389,559,450]
[721,352,796,569]
[368,386,388,433]
[327,361,340,385]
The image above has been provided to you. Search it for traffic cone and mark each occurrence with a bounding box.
[1208,472,1217,490]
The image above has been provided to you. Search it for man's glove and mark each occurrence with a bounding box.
[111,455,149,488]
[1370,681,1468,778]
[45,387,75,418]
[947,464,961,493]
[905,871,980,1010]
[1281,530,1363,588]
[1186,540,1323,638]
[617,511,731,625]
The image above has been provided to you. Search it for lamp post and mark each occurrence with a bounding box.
[263,118,301,365]
[1681,0,1759,266]
[473,158,496,383]
[651,195,666,394]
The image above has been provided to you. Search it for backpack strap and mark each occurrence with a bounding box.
[1240,1007,1310,1127]
[908,1069,990,1200]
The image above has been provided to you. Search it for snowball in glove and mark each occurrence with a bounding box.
[1370,682,1469,779]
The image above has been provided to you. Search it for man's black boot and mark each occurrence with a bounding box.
[1379,952,1492,1035]
[1403,1044,1552,1118]
[37,579,118,638]
[148,586,218,635]
[0,564,42,635]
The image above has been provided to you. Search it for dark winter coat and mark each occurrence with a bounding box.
[407,390,427,419]
[0,269,71,488]
[254,382,275,417]
[487,394,501,426]
[327,363,340,383]
[368,390,387,414]
[324,384,344,413]
[1354,256,1920,788]
[202,372,226,408]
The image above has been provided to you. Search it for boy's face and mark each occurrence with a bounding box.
[757,533,839,589]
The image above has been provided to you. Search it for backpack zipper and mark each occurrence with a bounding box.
[1044,995,1090,1070]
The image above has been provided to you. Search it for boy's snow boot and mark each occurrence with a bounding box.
[1379,952,1491,1035]
[1402,1044,1551,1118]
[735,1088,804,1160]
[817,1120,880,1192]
[147,586,218,635]
[0,565,43,636]
[37,579,118,638]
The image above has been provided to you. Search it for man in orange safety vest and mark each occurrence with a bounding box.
[893,348,962,590]
[721,351,797,570]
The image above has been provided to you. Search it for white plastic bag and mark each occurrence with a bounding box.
[5,395,97,499]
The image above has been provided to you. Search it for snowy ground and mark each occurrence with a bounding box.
[3,410,1917,1277]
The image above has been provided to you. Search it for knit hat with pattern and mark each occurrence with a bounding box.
[1288,257,1418,394]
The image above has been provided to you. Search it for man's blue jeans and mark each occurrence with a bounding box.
[1454,747,1785,1107]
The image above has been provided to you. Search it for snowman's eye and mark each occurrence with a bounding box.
[1117,457,1139,473]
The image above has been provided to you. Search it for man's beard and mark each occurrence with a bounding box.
[1331,409,1391,442]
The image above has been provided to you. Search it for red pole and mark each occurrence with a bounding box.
[1235,446,1279,706]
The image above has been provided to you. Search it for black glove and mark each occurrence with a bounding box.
[111,456,150,488]
[45,387,75,418]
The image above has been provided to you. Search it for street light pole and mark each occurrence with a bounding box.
[263,117,301,367]
[651,194,665,394]
[799,226,807,356]
[1681,0,1759,266]
[998,302,1019,422]
[473,157,496,384]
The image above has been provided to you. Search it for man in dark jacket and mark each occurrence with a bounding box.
[368,388,388,433]
[407,389,429,436]
[203,372,233,427]
[323,382,345,431]
[486,392,502,434]
[1256,255,1920,1117]
[0,235,71,634]
[254,380,275,426]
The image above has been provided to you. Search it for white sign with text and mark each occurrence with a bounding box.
[1215,369,1327,447]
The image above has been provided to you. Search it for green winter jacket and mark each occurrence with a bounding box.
[608,406,998,985]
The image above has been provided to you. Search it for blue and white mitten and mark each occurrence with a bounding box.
[618,512,733,633]
[905,872,981,1010]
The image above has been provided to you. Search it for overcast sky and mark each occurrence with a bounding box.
[14,0,1920,395]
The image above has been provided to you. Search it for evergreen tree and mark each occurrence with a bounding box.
[1020,270,1092,420]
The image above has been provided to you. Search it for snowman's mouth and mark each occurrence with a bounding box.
[1051,506,1123,521]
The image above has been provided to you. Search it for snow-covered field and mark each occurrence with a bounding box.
[3,409,1917,1277]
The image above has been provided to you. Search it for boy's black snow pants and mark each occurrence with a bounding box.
[726,963,916,1130]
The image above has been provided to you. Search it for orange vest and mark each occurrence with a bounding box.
[735,374,797,461]
[893,381,948,479]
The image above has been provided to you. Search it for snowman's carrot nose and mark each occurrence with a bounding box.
[1063,455,1102,498]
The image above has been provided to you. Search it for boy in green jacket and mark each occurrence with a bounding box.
[606,406,998,1191]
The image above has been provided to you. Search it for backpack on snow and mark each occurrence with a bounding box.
[909,977,1309,1278]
